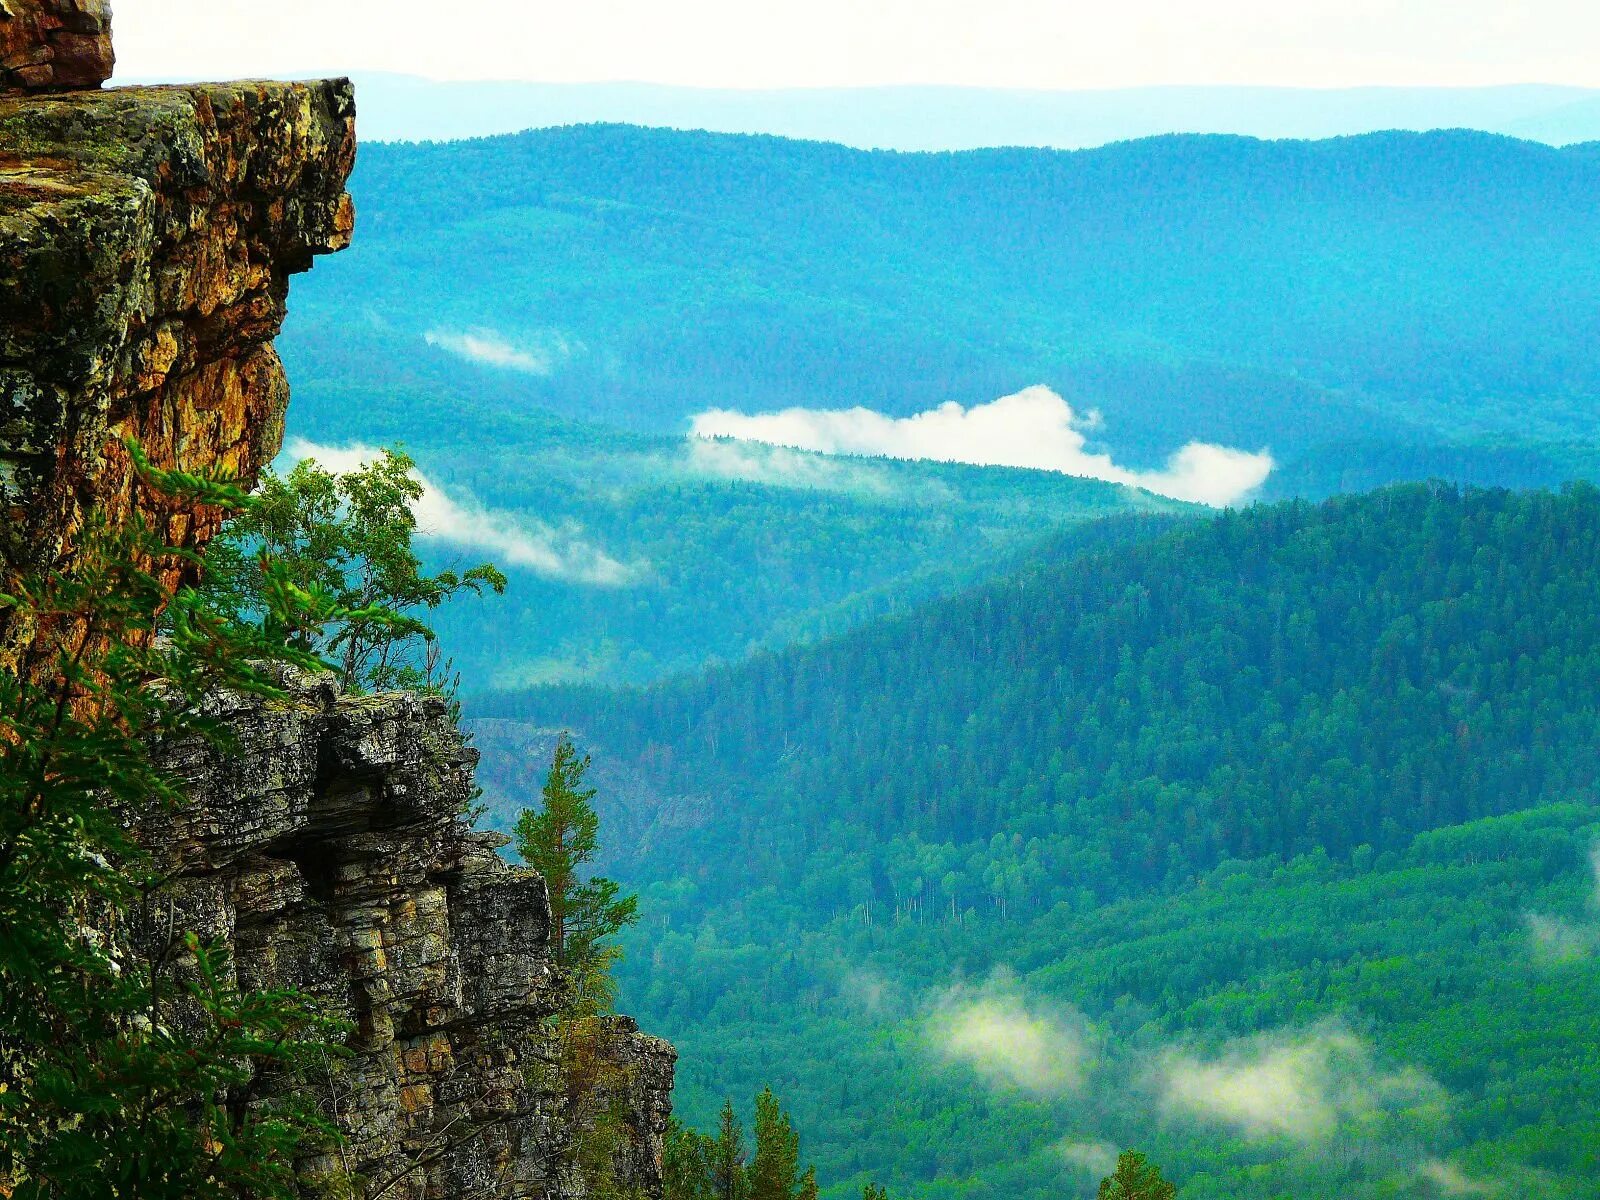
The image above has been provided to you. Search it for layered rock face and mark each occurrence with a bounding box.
[0,38,676,1200]
[0,0,113,93]
[0,78,355,671]
[145,672,675,1199]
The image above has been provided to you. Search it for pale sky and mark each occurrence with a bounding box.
[113,0,1600,90]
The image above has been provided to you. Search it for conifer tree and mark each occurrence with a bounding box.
[513,735,638,1009]
[1097,1150,1177,1200]
[712,1098,748,1200]
[749,1087,803,1200]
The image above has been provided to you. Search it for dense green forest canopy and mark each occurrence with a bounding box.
[281,126,1600,494]
[480,482,1600,894]
[471,483,1600,1197]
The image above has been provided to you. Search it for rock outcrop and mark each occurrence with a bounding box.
[145,671,675,1199]
[0,25,676,1200]
[0,0,113,93]
[0,78,355,671]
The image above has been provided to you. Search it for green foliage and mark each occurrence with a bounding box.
[0,446,355,1199]
[513,735,638,1012]
[478,483,1600,1198]
[749,1088,803,1200]
[669,1090,822,1200]
[200,446,505,703]
[490,483,1600,900]
[713,1100,748,1200]
[665,1118,720,1200]
[1098,1152,1176,1200]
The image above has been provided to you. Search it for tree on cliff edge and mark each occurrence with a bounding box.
[0,446,354,1199]
[200,447,505,705]
[513,734,638,1011]
[1098,1150,1178,1200]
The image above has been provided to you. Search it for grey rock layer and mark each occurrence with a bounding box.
[142,671,675,1199]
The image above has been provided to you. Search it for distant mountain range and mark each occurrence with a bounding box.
[281,123,1600,504]
[296,77,1600,148]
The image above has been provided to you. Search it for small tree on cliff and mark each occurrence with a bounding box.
[748,1087,817,1200]
[1098,1150,1178,1200]
[200,447,505,703]
[712,1100,749,1200]
[513,735,638,1012]
[0,444,359,1199]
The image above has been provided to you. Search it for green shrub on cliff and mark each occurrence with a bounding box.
[515,734,639,1015]
[199,446,505,708]
[0,447,371,1199]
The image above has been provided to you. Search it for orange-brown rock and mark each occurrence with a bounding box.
[0,79,356,671]
[0,0,113,93]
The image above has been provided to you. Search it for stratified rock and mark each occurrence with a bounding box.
[143,669,676,1200]
[0,0,113,93]
[0,80,355,670]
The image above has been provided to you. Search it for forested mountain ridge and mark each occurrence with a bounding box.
[471,482,1600,1197]
[282,125,1600,495]
[309,397,1187,686]
[480,482,1600,896]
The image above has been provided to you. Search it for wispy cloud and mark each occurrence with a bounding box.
[1054,1140,1119,1178]
[690,385,1273,506]
[1418,1160,1503,1197]
[1525,843,1600,963]
[285,439,638,586]
[685,437,894,493]
[422,326,583,375]
[926,972,1094,1096]
[1155,1023,1444,1142]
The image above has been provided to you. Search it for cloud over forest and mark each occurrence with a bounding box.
[691,385,1273,506]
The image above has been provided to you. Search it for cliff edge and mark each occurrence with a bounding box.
[148,671,675,1199]
[0,8,675,1196]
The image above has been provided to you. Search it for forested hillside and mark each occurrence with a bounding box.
[281,126,1600,495]
[474,483,1600,1197]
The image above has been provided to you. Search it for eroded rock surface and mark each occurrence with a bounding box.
[145,670,676,1199]
[0,0,113,93]
[0,79,355,670]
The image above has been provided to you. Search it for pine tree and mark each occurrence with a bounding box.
[1097,1150,1177,1200]
[513,735,638,1009]
[711,1098,748,1200]
[749,1087,802,1200]
[663,1118,718,1200]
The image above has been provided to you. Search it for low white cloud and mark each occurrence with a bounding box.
[690,385,1272,506]
[285,439,637,586]
[423,326,582,375]
[685,437,894,493]
[1525,842,1600,963]
[926,972,1093,1096]
[836,968,904,1016]
[1156,1024,1444,1142]
[1054,1140,1119,1178]
[1418,1160,1503,1197]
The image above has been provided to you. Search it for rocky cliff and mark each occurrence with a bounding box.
[0,14,675,1198]
[0,75,354,670]
[146,671,674,1200]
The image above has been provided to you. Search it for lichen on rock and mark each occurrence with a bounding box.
[141,670,676,1200]
[0,78,355,672]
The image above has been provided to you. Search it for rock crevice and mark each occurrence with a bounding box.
[144,672,675,1200]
